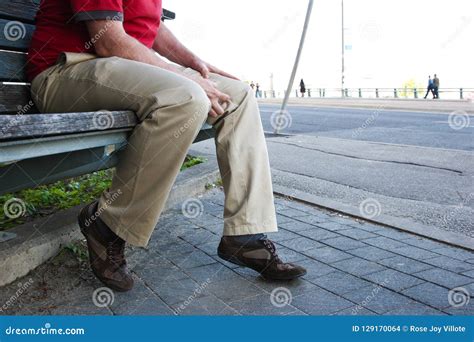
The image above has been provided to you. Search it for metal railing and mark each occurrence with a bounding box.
[259,88,474,100]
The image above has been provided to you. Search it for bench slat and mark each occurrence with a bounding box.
[0,111,138,140]
[0,19,34,51]
[0,0,39,23]
[0,84,35,113]
[0,50,26,82]
[0,124,215,164]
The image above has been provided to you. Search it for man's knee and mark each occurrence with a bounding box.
[167,83,210,140]
[234,81,252,96]
[185,84,211,121]
[228,81,253,104]
[149,80,209,121]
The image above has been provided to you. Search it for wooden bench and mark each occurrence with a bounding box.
[0,0,214,196]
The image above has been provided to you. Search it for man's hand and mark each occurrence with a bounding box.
[152,24,238,117]
[191,59,240,81]
[186,73,231,118]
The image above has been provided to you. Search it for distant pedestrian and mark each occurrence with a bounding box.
[255,83,261,98]
[250,81,255,91]
[299,79,306,97]
[424,76,434,99]
[433,74,440,99]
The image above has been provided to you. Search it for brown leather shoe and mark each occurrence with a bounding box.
[78,201,134,292]
[218,236,307,280]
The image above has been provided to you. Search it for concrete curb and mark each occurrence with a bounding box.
[258,98,474,114]
[0,156,220,287]
[274,184,474,252]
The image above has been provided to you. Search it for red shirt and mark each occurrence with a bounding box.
[27,0,163,81]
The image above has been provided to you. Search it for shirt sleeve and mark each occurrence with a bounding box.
[70,0,124,22]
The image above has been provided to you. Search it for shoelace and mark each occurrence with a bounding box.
[107,241,126,268]
[262,239,283,264]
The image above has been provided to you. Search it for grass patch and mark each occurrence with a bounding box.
[206,178,223,190]
[1,155,205,230]
[0,170,114,230]
[181,155,206,171]
[64,241,89,263]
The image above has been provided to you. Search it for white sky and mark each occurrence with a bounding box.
[165,0,473,91]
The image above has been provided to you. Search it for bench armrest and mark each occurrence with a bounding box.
[161,9,176,21]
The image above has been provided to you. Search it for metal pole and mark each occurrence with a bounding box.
[341,0,345,98]
[274,0,314,134]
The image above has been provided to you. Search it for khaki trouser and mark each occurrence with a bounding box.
[31,53,278,247]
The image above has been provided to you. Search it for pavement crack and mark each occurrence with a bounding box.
[269,140,464,175]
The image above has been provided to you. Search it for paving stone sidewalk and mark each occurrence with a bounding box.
[1,189,473,316]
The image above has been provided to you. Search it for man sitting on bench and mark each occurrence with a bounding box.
[27,0,306,291]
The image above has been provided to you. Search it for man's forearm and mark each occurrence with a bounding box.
[92,26,183,74]
[152,23,199,68]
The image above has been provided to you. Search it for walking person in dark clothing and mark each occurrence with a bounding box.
[255,82,261,98]
[424,76,434,99]
[300,79,306,97]
[433,74,440,99]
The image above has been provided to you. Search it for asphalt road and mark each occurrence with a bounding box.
[259,104,474,151]
[192,103,474,240]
